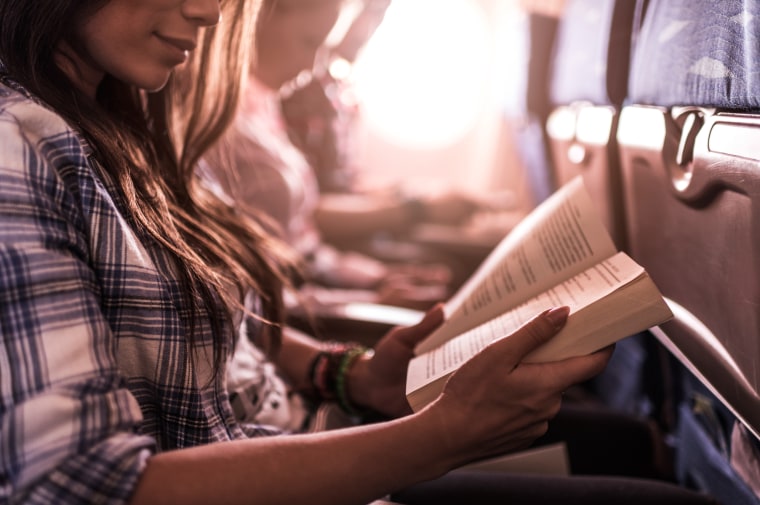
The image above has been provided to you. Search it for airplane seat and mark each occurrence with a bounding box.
[543,0,665,418]
[285,298,423,348]
[617,0,760,501]
[545,0,638,250]
[502,10,560,206]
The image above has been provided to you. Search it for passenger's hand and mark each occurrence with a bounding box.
[424,307,612,467]
[348,305,445,417]
[422,193,484,225]
[376,264,451,310]
[375,280,447,311]
[314,250,387,290]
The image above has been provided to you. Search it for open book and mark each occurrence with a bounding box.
[406,177,673,412]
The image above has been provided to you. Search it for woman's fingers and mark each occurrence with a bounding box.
[429,307,614,466]
[470,306,612,389]
[520,345,614,394]
[473,306,570,370]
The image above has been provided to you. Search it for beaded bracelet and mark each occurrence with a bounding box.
[335,346,372,416]
[308,342,371,415]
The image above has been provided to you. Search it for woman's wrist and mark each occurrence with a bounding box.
[338,347,374,415]
[308,341,373,416]
[344,349,375,412]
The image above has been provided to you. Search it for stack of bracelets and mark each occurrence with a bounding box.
[309,341,373,416]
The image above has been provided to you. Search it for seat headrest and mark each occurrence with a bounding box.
[629,0,760,109]
[502,12,559,120]
[550,0,637,107]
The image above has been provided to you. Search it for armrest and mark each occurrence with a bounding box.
[287,301,424,347]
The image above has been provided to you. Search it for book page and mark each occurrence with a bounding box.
[416,177,617,354]
[406,252,662,409]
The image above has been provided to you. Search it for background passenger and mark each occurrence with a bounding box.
[202,0,490,312]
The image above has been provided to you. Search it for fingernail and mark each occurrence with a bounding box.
[545,306,570,329]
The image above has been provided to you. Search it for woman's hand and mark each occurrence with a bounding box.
[423,307,613,467]
[347,304,445,417]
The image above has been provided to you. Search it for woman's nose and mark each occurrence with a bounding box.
[182,0,221,26]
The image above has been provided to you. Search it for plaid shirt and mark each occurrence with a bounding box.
[0,79,268,504]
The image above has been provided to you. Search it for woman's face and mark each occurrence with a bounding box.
[59,0,221,97]
[254,0,343,89]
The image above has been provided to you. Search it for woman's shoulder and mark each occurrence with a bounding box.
[0,78,82,147]
[0,78,95,190]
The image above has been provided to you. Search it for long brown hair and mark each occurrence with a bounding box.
[0,0,298,373]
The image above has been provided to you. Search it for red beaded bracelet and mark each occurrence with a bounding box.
[308,342,371,415]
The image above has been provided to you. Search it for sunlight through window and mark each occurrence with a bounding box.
[351,0,491,149]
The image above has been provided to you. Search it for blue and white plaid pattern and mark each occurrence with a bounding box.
[0,80,271,504]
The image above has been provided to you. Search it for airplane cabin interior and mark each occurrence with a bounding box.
[302,0,760,503]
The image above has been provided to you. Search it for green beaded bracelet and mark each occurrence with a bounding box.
[335,346,372,416]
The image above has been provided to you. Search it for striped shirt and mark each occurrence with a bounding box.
[0,79,271,504]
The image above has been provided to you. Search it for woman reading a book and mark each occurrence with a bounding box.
[0,1,719,504]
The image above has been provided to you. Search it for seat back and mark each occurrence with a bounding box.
[503,10,560,205]
[546,0,639,249]
[617,0,760,443]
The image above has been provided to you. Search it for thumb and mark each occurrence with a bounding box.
[393,303,445,347]
[481,306,570,369]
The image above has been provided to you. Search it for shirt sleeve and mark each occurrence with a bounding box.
[202,137,296,235]
[0,98,156,504]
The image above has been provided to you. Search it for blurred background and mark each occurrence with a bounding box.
[330,0,565,210]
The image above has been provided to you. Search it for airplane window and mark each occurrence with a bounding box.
[350,0,491,149]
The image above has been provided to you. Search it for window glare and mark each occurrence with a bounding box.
[353,0,491,149]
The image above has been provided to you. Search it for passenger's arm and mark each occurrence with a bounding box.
[274,326,328,394]
[273,306,443,418]
[314,192,414,243]
[314,191,485,244]
[130,309,612,505]
[0,107,155,504]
